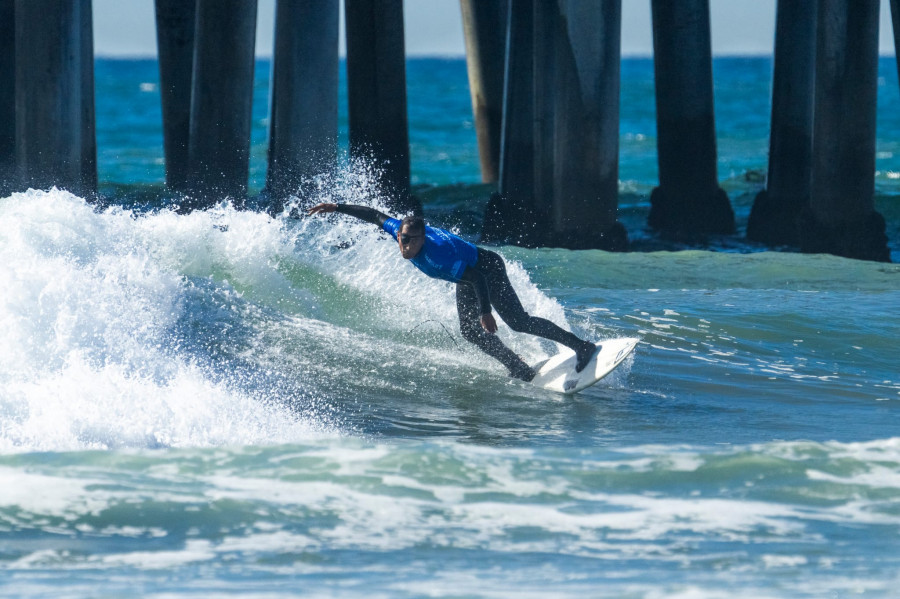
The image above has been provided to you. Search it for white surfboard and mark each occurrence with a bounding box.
[530,337,639,394]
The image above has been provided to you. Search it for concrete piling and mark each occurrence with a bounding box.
[893,0,900,84]
[460,0,507,184]
[266,0,339,208]
[14,0,96,197]
[485,0,625,250]
[185,0,258,210]
[747,0,817,247]
[345,0,418,214]
[804,0,889,261]
[79,0,96,195]
[0,0,14,196]
[531,0,557,228]
[482,0,535,244]
[154,0,195,194]
[547,0,625,250]
[648,0,733,237]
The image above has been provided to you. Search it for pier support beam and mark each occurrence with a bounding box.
[893,0,900,84]
[79,0,96,195]
[460,0,507,184]
[804,0,889,262]
[185,0,257,210]
[1,0,14,196]
[266,0,339,208]
[748,0,817,247]
[15,0,96,197]
[547,0,625,249]
[648,0,733,237]
[483,0,535,244]
[345,0,418,214]
[484,0,625,250]
[154,0,195,194]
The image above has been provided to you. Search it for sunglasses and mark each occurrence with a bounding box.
[400,234,422,244]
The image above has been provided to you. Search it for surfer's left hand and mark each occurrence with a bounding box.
[480,313,497,334]
[307,203,338,216]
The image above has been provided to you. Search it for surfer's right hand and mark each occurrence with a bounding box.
[480,313,498,334]
[307,203,338,216]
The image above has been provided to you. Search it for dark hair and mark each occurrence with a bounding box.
[400,215,425,235]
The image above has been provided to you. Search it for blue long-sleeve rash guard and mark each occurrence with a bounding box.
[334,204,492,315]
[382,217,477,283]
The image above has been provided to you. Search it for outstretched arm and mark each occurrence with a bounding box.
[307,203,391,228]
[459,266,497,334]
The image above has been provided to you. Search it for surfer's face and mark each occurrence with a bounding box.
[398,224,424,259]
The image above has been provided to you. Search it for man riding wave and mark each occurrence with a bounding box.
[308,203,597,381]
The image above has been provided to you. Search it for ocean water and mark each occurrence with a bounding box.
[1,57,899,598]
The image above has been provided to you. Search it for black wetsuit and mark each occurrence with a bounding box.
[333,204,593,380]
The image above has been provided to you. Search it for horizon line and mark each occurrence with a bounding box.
[92,51,899,60]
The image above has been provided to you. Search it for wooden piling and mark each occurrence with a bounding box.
[0,0,14,195]
[805,0,889,261]
[747,0,817,247]
[154,0,195,194]
[460,0,507,184]
[648,0,733,237]
[266,0,339,208]
[14,0,96,197]
[186,0,257,210]
[345,0,418,214]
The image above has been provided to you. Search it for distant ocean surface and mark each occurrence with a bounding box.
[1,57,899,598]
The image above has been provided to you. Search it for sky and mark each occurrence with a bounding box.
[92,0,898,58]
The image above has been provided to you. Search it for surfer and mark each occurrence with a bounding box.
[307,203,597,381]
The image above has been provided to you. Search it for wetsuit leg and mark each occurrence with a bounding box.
[456,280,533,379]
[478,250,589,351]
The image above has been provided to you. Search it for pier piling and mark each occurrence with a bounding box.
[482,0,535,245]
[154,0,195,194]
[460,0,507,184]
[345,0,418,214]
[748,0,817,247]
[266,0,339,208]
[485,0,625,250]
[893,0,900,83]
[648,0,733,237]
[79,0,96,195]
[185,0,257,210]
[545,0,625,250]
[804,0,889,262]
[1,0,14,196]
[14,0,96,198]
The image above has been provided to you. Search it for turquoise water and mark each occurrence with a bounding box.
[1,58,899,597]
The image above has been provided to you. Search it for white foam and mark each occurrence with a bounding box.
[0,189,333,452]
